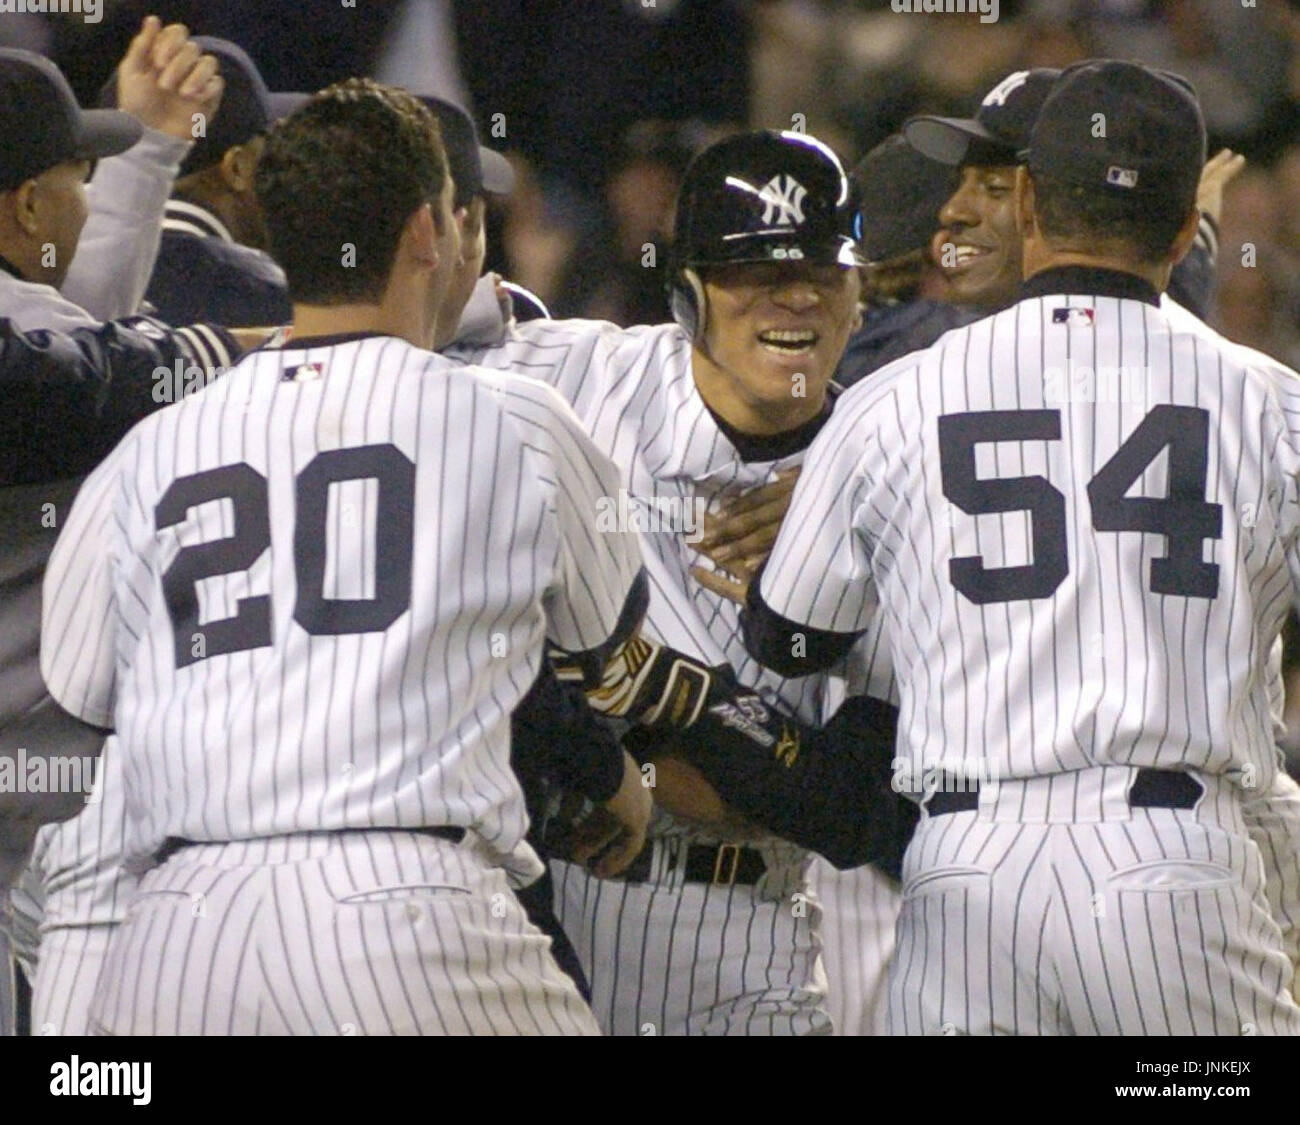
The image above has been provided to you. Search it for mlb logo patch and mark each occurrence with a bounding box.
[1052,307,1095,326]
[282,361,326,382]
[1106,165,1139,189]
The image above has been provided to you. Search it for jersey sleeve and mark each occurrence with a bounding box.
[743,391,884,676]
[39,445,129,729]
[493,374,647,659]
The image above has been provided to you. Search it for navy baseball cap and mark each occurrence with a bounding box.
[1026,60,1206,215]
[419,96,514,206]
[904,68,1061,167]
[100,38,305,177]
[0,49,141,191]
[853,135,958,263]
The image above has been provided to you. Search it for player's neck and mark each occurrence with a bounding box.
[1022,246,1171,295]
[690,351,828,437]
[289,302,434,352]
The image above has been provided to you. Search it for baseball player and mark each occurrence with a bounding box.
[449,129,906,1035]
[902,65,1300,977]
[742,60,1300,1035]
[903,67,1223,323]
[10,89,533,1039]
[38,79,656,1036]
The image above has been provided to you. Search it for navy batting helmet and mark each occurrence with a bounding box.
[668,130,861,340]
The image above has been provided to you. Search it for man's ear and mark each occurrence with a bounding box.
[401,202,439,269]
[221,143,259,194]
[11,178,41,236]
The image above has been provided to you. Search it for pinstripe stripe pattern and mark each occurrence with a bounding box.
[551,855,828,1036]
[757,289,1300,1033]
[890,772,1300,1035]
[761,294,1298,789]
[6,738,132,1034]
[40,337,642,871]
[456,320,842,1033]
[806,860,899,1036]
[88,832,598,1035]
[0,904,13,1036]
[36,336,642,1032]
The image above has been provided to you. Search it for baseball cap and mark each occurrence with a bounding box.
[100,38,305,177]
[0,49,141,191]
[419,96,514,206]
[904,68,1060,167]
[853,135,958,263]
[1026,60,1205,215]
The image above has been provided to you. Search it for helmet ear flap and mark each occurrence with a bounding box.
[669,266,708,343]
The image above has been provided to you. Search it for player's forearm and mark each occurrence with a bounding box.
[511,664,625,804]
[645,690,914,874]
[62,129,191,321]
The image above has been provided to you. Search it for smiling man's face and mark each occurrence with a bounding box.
[692,259,861,433]
[933,163,1023,311]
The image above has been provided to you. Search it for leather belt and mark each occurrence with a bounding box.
[153,825,466,866]
[923,768,1205,816]
[620,839,768,887]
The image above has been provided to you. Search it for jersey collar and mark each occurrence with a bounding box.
[163,198,236,243]
[1020,265,1160,307]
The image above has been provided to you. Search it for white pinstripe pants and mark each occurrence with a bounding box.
[0,907,13,1037]
[551,850,830,1036]
[89,831,600,1035]
[806,858,900,1036]
[31,924,114,1036]
[889,769,1300,1035]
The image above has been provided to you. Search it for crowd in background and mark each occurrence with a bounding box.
[1,0,1294,344]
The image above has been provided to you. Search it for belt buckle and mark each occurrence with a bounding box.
[712,843,742,887]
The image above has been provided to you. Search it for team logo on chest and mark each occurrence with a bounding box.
[758,175,807,226]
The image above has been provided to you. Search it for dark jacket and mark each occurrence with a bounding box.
[145,200,291,328]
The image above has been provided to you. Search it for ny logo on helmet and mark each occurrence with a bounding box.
[982,70,1029,108]
[758,175,807,227]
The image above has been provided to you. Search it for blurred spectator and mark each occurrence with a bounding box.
[553,120,720,325]
[1214,161,1300,368]
[454,0,749,199]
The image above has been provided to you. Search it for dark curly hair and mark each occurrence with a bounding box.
[255,78,448,304]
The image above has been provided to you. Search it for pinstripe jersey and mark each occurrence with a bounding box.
[453,317,846,1033]
[453,319,836,772]
[757,270,1300,797]
[39,333,644,875]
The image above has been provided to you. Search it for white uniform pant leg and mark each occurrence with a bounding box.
[90,831,599,1035]
[806,857,901,1035]
[33,924,116,1035]
[889,795,1300,1035]
[551,855,830,1036]
[1056,811,1300,1035]
[0,905,13,1037]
